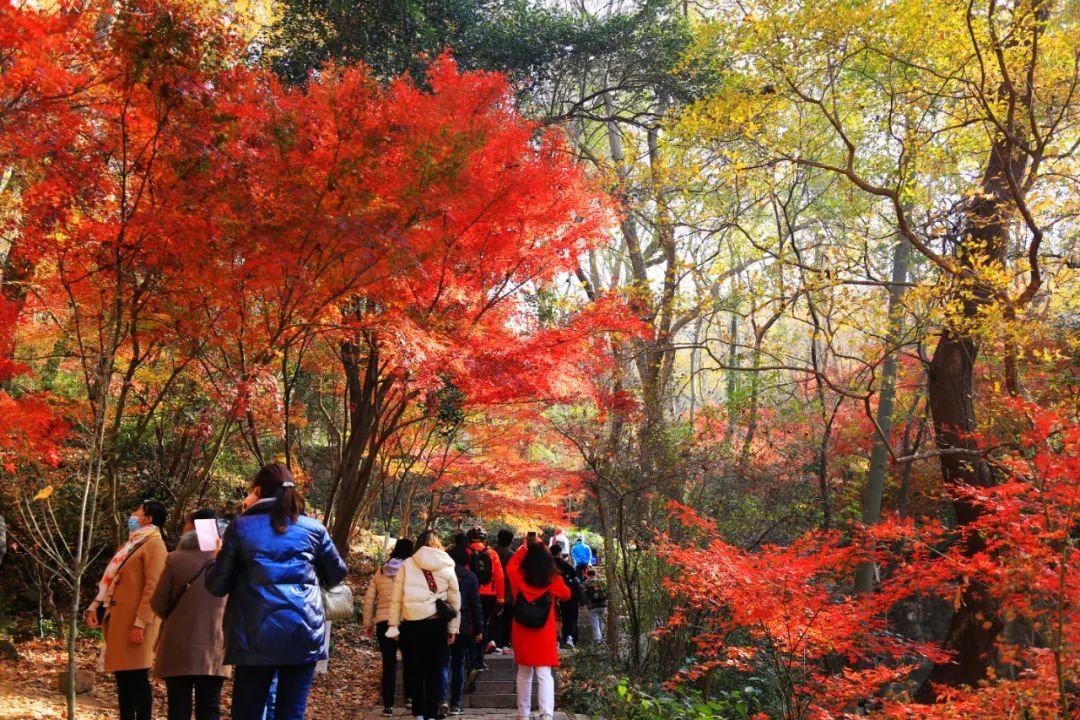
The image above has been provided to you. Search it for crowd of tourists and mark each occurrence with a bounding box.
[84,461,607,720]
[362,526,605,720]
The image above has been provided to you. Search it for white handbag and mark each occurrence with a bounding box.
[321,583,355,621]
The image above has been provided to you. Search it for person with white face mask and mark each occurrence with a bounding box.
[86,500,169,720]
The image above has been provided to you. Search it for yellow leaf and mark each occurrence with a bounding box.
[33,486,54,501]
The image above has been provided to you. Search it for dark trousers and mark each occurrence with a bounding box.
[375,621,398,708]
[231,664,316,720]
[115,669,153,720]
[493,598,513,648]
[449,635,473,706]
[561,599,580,644]
[399,618,449,720]
[480,595,498,646]
[165,675,225,720]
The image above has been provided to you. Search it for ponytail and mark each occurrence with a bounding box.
[272,485,305,534]
[252,463,305,534]
[141,500,168,545]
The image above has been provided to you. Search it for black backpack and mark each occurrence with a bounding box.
[469,548,494,585]
[514,590,552,628]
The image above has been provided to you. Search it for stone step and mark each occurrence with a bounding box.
[365,710,575,719]
[395,668,519,688]
[463,693,524,708]
[393,696,534,710]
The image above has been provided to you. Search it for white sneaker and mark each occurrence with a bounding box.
[565,637,575,648]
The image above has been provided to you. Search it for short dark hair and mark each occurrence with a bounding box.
[586,568,597,577]
[449,544,469,566]
[550,542,564,556]
[188,508,217,523]
[496,529,514,547]
[390,538,414,559]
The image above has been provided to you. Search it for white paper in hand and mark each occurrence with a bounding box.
[194,518,219,552]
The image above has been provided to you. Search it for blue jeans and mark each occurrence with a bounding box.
[262,673,277,720]
[232,665,315,720]
[449,636,472,706]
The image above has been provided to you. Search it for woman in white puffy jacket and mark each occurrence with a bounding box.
[386,531,460,720]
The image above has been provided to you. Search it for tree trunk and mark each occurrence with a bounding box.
[724,310,739,446]
[855,231,911,593]
[918,14,1040,689]
[328,332,384,554]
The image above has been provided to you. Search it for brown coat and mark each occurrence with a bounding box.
[102,532,167,672]
[150,531,230,679]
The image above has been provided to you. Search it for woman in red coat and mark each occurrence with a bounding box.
[506,539,571,720]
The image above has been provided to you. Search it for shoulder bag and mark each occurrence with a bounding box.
[322,583,355,622]
[514,589,552,629]
[161,560,212,618]
[422,569,458,623]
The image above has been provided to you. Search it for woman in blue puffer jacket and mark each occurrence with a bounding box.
[206,462,347,720]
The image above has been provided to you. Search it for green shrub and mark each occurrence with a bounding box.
[560,645,766,719]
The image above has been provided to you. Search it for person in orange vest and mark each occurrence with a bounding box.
[466,527,505,667]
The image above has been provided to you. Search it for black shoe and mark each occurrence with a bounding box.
[449,707,464,716]
[382,708,393,716]
[437,702,449,719]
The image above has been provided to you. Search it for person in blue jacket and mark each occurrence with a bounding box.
[206,462,347,720]
[570,536,594,574]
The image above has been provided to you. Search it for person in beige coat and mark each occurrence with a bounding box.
[363,538,414,715]
[385,531,460,720]
[86,500,168,720]
[151,508,231,720]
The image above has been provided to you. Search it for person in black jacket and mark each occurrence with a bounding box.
[447,544,483,715]
[205,463,347,720]
[492,529,515,652]
[550,543,583,648]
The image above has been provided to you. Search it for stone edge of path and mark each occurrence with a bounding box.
[360,711,585,719]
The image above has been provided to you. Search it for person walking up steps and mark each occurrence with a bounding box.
[206,463,347,720]
[386,531,461,720]
[570,536,594,576]
[493,529,515,653]
[507,535,571,720]
[550,543,583,649]
[364,538,415,716]
[151,508,231,720]
[447,544,483,715]
[583,568,607,644]
[466,527,505,661]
